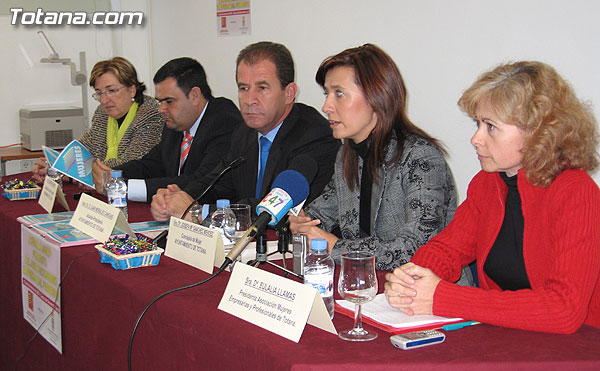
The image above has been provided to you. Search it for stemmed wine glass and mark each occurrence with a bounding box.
[224,204,251,244]
[338,251,378,341]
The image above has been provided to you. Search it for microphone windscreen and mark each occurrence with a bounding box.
[271,170,309,207]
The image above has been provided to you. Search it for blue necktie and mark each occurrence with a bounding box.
[256,136,272,197]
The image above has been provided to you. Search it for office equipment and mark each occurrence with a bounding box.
[19,31,89,151]
[20,106,87,150]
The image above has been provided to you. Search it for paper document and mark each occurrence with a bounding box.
[336,294,461,329]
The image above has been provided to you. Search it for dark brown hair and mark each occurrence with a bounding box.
[316,44,444,189]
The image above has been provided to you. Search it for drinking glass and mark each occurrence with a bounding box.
[224,204,251,243]
[338,251,378,341]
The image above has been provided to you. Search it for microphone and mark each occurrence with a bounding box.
[180,156,245,219]
[224,170,310,264]
[153,156,245,246]
[256,169,312,225]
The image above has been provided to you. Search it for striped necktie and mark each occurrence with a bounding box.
[256,136,272,197]
[179,130,193,173]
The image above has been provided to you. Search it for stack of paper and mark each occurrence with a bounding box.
[336,293,462,334]
[17,211,74,227]
[18,212,169,247]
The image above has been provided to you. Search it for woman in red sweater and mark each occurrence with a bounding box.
[385,61,600,334]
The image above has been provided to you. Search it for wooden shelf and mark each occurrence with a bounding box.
[0,147,43,161]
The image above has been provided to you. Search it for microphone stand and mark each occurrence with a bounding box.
[153,157,245,247]
[247,217,301,279]
[229,169,310,276]
[275,217,291,271]
[180,156,245,220]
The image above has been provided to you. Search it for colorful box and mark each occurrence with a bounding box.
[3,185,41,201]
[95,245,164,270]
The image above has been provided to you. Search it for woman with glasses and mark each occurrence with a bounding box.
[33,56,164,181]
[385,61,600,334]
[289,44,472,285]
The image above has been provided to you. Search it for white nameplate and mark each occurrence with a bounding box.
[69,193,134,243]
[38,177,69,213]
[164,217,225,274]
[218,263,336,343]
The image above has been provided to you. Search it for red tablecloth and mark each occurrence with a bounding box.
[2,174,600,370]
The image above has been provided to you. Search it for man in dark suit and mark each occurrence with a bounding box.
[91,57,242,202]
[150,42,340,221]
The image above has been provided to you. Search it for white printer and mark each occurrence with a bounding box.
[20,106,87,151]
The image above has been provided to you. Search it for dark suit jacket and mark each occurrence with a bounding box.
[116,97,242,201]
[182,103,341,214]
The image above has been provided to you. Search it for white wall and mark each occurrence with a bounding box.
[0,0,151,144]
[0,24,110,138]
[150,0,600,201]
[2,0,599,201]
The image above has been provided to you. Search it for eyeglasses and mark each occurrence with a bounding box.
[92,86,126,101]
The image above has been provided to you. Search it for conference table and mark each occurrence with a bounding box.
[1,174,600,370]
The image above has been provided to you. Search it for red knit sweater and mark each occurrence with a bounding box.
[412,169,600,334]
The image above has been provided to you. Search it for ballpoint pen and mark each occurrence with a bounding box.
[442,321,480,331]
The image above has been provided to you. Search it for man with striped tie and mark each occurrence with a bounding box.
[92,58,242,202]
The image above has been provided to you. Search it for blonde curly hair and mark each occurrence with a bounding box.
[458,61,598,187]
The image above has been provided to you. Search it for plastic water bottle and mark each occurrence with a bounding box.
[46,161,62,188]
[208,199,236,249]
[303,238,335,319]
[106,170,128,221]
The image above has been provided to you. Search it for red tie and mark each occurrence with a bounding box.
[179,131,193,172]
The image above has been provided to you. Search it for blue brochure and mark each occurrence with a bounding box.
[42,146,60,167]
[17,211,74,227]
[18,212,168,247]
[50,140,95,188]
